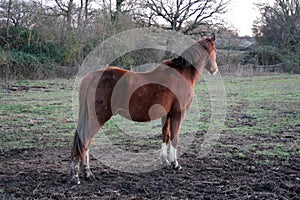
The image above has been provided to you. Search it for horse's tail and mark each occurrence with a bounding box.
[71,74,92,163]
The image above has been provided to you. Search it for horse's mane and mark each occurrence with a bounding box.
[169,37,214,69]
[170,56,188,68]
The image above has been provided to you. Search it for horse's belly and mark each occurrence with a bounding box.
[113,87,173,122]
[115,99,170,122]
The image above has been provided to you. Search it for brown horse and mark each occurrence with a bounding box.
[70,36,218,184]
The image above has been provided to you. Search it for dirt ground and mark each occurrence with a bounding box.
[1,75,299,199]
[0,144,299,199]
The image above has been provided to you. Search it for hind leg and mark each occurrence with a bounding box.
[70,148,81,185]
[70,123,102,184]
[71,153,93,185]
[70,128,101,184]
[70,129,86,185]
[81,106,113,182]
[71,111,111,184]
[82,146,94,180]
[71,71,114,184]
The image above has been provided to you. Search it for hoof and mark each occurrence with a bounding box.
[160,159,170,167]
[71,176,81,185]
[171,162,182,171]
[84,170,95,180]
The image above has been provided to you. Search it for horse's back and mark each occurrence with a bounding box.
[97,66,128,84]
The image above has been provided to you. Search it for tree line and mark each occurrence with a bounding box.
[0,0,299,79]
[0,0,231,78]
[251,0,300,72]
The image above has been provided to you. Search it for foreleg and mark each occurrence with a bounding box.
[169,111,185,170]
[160,115,170,165]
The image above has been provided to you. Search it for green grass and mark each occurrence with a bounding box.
[221,74,300,159]
[0,74,299,161]
[0,79,75,150]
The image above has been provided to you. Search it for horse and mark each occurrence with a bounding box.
[70,35,218,185]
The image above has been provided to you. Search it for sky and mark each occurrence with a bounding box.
[225,0,274,36]
[47,0,274,37]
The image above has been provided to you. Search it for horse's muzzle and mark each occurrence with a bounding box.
[212,68,219,75]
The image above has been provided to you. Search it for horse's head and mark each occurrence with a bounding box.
[199,35,218,75]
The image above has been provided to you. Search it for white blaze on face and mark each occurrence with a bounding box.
[206,51,218,75]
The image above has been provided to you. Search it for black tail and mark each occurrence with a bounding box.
[71,130,86,163]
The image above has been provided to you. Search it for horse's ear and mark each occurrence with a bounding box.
[211,34,216,42]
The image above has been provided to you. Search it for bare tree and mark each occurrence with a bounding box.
[253,0,300,52]
[0,0,42,28]
[77,0,84,28]
[132,0,230,34]
[77,0,93,31]
[6,0,12,38]
[54,0,74,31]
[116,0,125,13]
[100,0,127,22]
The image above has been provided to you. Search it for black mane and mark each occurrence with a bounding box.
[171,56,189,68]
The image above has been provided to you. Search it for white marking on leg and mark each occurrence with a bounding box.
[169,143,181,170]
[169,143,177,163]
[85,149,90,168]
[160,143,169,165]
[83,149,94,179]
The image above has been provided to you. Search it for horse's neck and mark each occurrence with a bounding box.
[162,59,202,87]
[179,46,207,87]
[182,63,202,87]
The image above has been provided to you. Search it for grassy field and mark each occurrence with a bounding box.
[0,79,74,150]
[0,73,299,199]
[0,74,299,157]
[223,75,300,158]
